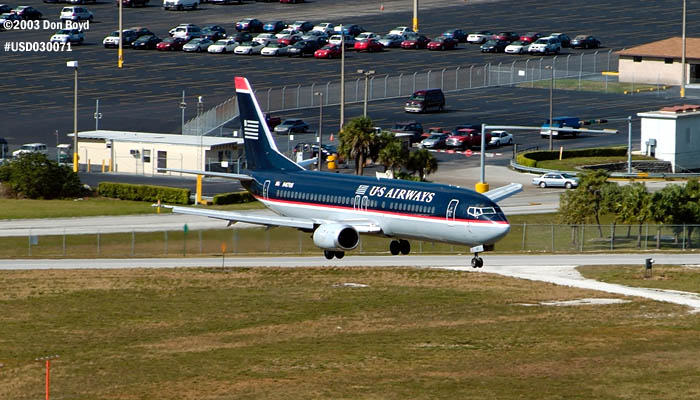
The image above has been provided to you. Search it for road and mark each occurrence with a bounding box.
[2,253,700,311]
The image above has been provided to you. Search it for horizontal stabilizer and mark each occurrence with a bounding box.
[484,183,523,203]
[157,168,253,181]
[298,157,318,169]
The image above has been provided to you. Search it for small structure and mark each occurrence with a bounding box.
[72,130,243,174]
[617,37,700,86]
[637,104,700,172]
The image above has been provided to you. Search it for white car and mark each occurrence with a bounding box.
[59,6,93,21]
[275,28,300,39]
[466,30,492,44]
[312,22,334,34]
[261,42,288,56]
[234,41,263,55]
[12,143,48,158]
[489,131,513,147]
[355,32,379,41]
[50,29,84,44]
[528,36,561,55]
[389,26,411,36]
[505,40,529,54]
[207,39,238,53]
[328,34,354,47]
[253,33,277,44]
[170,24,201,41]
[163,0,199,10]
[288,20,310,32]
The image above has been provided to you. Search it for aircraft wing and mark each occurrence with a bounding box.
[483,183,523,203]
[157,168,253,181]
[298,157,318,169]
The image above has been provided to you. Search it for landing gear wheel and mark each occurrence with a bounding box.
[399,240,411,255]
[335,251,345,259]
[389,240,401,255]
[324,250,334,260]
[471,256,483,268]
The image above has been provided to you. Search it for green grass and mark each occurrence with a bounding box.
[536,155,657,171]
[520,78,666,94]
[1,267,700,399]
[578,265,700,293]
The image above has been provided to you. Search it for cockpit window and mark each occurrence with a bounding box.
[467,206,496,217]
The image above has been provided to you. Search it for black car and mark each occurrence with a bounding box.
[202,25,226,41]
[335,24,364,37]
[0,4,12,12]
[235,18,263,32]
[570,35,601,49]
[287,40,319,57]
[129,26,154,38]
[132,35,161,49]
[274,119,310,134]
[13,6,42,20]
[480,39,509,53]
[263,20,286,33]
[231,32,253,43]
[289,20,314,33]
[442,28,468,43]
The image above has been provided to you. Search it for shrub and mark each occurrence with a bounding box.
[518,147,627,168]
[98,182,190,204]
[212,191,255,205]
[0,153,84,199]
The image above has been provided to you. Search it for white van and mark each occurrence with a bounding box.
[163,0,199,10]
[13,143,48,158]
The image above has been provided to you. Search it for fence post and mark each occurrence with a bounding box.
[455,66,460,90]
[131,231,135,257]
[299,231,303,254]
[566,54,571,77]
[593,50,599,73]
[484,64,488,87]
[326,81,330,102]
[62,232,66,257]
[28,235,31,257]
[552,56,557,89]
[610,223,614,250]
[580,225,585,251]
[521,223,527,250]
[399,73,403,96]
[551,224,555,252]
[525,59,531,87]
[441,68,445,89]
[355,78,360,102]
[539,58,543,81]
[427,70,431,89]
[266,230,270,253]
[497,62,502,85]
[683,224,687,250]
[469,65,473,88]
[164,231,168,255]
[413,72,417,93]
[510,60,515,86]
[645,224,649,250]
[310,83,315,105]
[579,53,583,90]
[296,84,301,109]
[267,88,271,111]
[385,74,389,97]
[97,232,100,257]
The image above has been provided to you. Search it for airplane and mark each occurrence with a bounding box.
[160,76,522,267]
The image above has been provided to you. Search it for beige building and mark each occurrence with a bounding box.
[637,105,700,173]
[73,130,244,175]
[617,37,700,86]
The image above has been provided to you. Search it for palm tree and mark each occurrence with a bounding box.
[338,117,375,175]
[407,149,438,181]
[378,138,407,176]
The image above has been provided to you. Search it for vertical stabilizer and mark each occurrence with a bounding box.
[235,77,303,171]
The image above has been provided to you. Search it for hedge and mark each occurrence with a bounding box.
[518,147,627,168]
[212,191,256,205]
[97,182,190,204]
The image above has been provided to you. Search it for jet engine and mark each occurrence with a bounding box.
[312,224,360,250]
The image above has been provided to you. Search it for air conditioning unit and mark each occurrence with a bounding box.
[130,149,140,156]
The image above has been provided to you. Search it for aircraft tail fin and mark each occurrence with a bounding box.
[235,77,303,172]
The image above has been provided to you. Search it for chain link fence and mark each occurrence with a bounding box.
[184,50,616,136]
[6,222,699,259]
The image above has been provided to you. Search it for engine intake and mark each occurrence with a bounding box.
[312,224,359,250]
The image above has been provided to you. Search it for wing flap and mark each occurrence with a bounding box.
[157,168,253,181]
[168,206,314,229]
[484,183,523,203]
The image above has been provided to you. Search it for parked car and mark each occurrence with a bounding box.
[264,114,282,129]
[390,121,423,143]
[519,32,543,44]
[314,43,341,58]
[170,24,201,41]
[288,20,313,32]
[231,32,253,43]
[480,39,509,53]
[532,173,579,189]
[549,32,571,47]
[540,116,582,138]
[328,34,354,47]
[0,4,12,13]
[201,25,226,41]
[132,34,161,49]
[157,36,187,51]
[420,133,448,149]
[442,28,468,42]
[466,30,492,44]
[162,0,199,10]
[287,40,319,57]
[300,30,328,45]
[446,129,490,150]
[211,0,242,4]
[234,40,264,54]
[208,38,238,53]
[236,18,263,32]
[488,130,513,147]
[404,88,445,113]
[389,26,411,36]
[263,20,286,33]
[401,33,430,49]
[354,38,383,52]
[505,40,529,54]
[312,22,334,34]
[182,37,213,52]
[274,119,309,134]
[129,27,154,38]
[355,32,379,41]
[116,0,148,7]
[13,143,48,157]
[570,35,601,49]
[60,6,93,21]
[50,28,84,44]
[103,29,139,48]
[333,24,364,37]
[378,34,404,48]
[275,28,300,39]
[0,12,20,29]
[280,0,303,3]
[528,37,561,55]
[253,33,277,44]
[12,6,42,20]
[277,35,301,46]
[427,36,458,50]
[67,0,97,4]
[493,31,519,42]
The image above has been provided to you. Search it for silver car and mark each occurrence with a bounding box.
[420,134,447,149]
[532,173,579,189]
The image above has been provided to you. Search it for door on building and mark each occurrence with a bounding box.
[690,64,700,84]
[157,151,167,172]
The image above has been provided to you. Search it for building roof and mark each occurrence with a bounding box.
[638,104,700,119]
[73,130,243,147]
[618,37,700,60]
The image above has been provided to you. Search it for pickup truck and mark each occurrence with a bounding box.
[446,129,491,150]
[264,114,281,129]
[390,121,423,144]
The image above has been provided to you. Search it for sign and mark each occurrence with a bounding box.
[464,149,472,157]
[183,224,189,234]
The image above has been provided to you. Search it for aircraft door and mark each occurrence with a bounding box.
[446,199,459,226]
[263,180,271,200]
[353,195,361,211]
[360,196,369,211]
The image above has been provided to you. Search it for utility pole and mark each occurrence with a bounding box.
[179,90,186,135]
[358,69,376,117]
[339,24,345,132]
[315,92,324,171]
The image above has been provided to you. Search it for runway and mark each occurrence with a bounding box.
[3,253,700,312]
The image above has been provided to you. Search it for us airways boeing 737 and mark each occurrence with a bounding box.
[161,77,522,267]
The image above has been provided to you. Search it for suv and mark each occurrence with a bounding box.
[103,29,138,47]
[50,28,85,44]
[170,24,201,40]
[116,0,149,7]
[163,0,199,10]
[12,143,48,158]
[60,6,93,21]
[404,89,445,113]
[528,36,561,55]
[390,121,423,143]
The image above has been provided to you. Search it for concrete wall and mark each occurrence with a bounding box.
[619,57,687,85]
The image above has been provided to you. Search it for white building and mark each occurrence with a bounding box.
[618,37,700,86]
[73,130,244,175]
[637,105,700,173]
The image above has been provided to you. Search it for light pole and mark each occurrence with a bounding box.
[118,0,123,68]
[339,24,345,132]
[545,64,554,151]
[358,69,375,117]
[67,61,78,172]
[94,99,102,131]
[196,96,204,205]
[412,0,419,32]
[179,90,186,135]
[315,92,323,171]
[627,116,632,174]
[681,0,687,97]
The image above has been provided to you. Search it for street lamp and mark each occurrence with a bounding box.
[681,0,687,97]
[357,69,375,118]
[545,64,554,151]
[196,96,204,205]
[67,60,78,173]
[315,91,323,171]
[179,90,186,135]
[118,0,123,68]
[94,99,102,131]
[413,0,419,32]
[339,24,345,132]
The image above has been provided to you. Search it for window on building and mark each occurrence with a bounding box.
[142,149,151,163]
[157,151,167,172]
[665,58,674,64]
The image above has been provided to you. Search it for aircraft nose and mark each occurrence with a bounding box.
[490,221,511,243]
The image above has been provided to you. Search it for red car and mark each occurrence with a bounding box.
[277,35,302,46]
[446,129,491,150]
[493,31,519,42]
[354,38,384,52]
[400,34,430,49]
[314,44,342,58]
[427,36,458,50]
[519,32,543,44]
[157,37,187,51]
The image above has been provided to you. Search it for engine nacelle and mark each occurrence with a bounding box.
[312,224,359,251]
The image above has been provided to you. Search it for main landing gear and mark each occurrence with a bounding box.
[471,253,483,268]
[389,240,411,255]
[324,250,345,260]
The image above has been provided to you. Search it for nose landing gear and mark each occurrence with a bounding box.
[471,254,483,268]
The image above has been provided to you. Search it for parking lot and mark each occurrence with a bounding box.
[2,0,699,158]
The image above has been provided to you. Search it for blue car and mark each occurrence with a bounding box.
[263,20,286,33]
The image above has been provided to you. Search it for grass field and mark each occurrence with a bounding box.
[520,79,665,94]
[579,265,700,293]
[536,155,657,171]
[1,267,700,399]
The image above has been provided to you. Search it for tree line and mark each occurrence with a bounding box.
[558,170,700,248]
